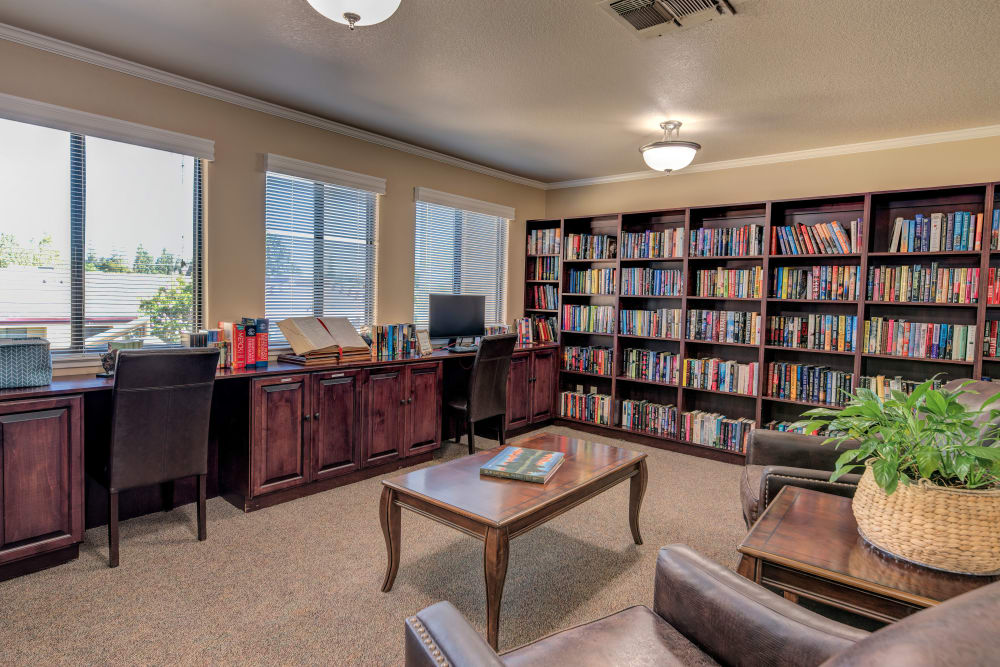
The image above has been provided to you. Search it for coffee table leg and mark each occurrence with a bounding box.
[484,526,509,651]
[380,486,401,592]
[629,458,648,545]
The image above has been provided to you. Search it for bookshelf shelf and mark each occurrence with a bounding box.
[762,395,845,409]
[763,345,856,356]
[560,369,613,379]
[860,353,974,366]
[562,292,615,297]
[525,308,558,313]
[531,181,996,464]
[526,279,559,284]
[682,386,758,398]
[527,253,560,258]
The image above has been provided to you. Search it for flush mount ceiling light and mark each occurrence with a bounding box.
[305,0,401,29]
[639,120,701,172]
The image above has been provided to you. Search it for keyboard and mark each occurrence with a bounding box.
[448,345,479,353]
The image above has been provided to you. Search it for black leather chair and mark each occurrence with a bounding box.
[97,348,219,567]
[404,544,1000,666]
[446,334,517,455]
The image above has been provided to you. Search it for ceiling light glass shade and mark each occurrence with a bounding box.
[305,0,401,27]
[639,141,700,172]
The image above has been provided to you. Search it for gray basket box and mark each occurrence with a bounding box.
[0,337,53,389]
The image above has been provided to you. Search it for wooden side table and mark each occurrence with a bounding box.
[737,486,997,624]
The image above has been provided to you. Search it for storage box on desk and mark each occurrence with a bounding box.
[0,337,52,388]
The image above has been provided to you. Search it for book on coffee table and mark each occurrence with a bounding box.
[480,446,565,484]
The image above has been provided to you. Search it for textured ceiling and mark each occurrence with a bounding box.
[2,0,1000,183]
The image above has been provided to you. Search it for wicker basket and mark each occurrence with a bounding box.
[853,461,1000,575]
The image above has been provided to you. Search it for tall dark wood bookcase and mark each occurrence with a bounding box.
[529,181,999,465]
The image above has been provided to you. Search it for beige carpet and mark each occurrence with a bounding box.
[0,426,746,665]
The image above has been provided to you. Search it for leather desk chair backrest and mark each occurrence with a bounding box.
[109,348,219,493]
[466,334,517,423]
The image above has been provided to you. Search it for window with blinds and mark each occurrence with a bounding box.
[264,171,377,345]
[413,200,508,326]
[0,117,203,353]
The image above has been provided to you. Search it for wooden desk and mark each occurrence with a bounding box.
[0,343,558,580]
[737,487,998,623]
[380,432,647,650]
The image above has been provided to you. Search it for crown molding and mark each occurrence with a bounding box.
[414,186,515,220]
[546,123,1000,189]
[0,22,548,190]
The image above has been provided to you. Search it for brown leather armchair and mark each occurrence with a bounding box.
[741,379,1000,527]
[404,545,1000,666]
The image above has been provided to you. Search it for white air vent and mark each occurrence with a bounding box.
[600,0,749,39]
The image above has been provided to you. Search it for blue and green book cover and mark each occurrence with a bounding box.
[479,446,565,484]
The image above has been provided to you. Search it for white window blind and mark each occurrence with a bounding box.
[265,171,378,345]
[0,116,204,353]
[413,198,508,327]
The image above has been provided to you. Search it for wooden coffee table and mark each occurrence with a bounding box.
[379,432,647,649]
[737,486,998,623]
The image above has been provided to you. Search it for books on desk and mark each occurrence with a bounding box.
[479,446,565,484]
[277,317,371,365]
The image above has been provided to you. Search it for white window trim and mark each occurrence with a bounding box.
[0,92,214,160]
[266,153,386,195]
[414,187,515,221]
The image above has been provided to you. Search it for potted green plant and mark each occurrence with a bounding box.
[800,379,1000,575]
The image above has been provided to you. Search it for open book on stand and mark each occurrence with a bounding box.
[277,317,371,365]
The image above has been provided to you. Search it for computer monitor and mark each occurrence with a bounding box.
[428,294,485,340]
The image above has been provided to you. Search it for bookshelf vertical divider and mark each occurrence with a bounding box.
[536,181,998,465]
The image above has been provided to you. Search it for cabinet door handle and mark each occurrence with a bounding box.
[407,397,413,404]
[314,412,320,420]
[399,398,406,405]
[303,414,312,421]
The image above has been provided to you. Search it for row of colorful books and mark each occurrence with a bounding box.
[203,319,270,369]
[681,411,754,453]
[767,362,854,407]
[689,224,764,257]
[528,228,561,255]
[863,319,976,361]
[982,268,1000,304]
[559,390,612,425]
[766,314,857,352]
[991,209,1000,250]
[686,309,759,345]
[856,374,946,398]
[772,265,859,301]
[371,324,417,360]
[620,229,685,259]
[561,345,613,375]
[694,266,762,299]
[982,320,1000,358]
[621,399,676,437]
[514,316,557,345]
[565,233,617,260]
[867,264,979,304]
[527,256,559,281]
[682,358,758,395]
[773,220,860,255]
[622,348,679,385]
[528,284,558,309]
[889,212,982,253]
[764,420,822,435]
[621,267,682,296]
[561,304,615,334]
[619,308,682,338]
[567,268,616,294]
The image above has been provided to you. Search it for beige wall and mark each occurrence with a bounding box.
[544,137,1000,218]
[0,39,545,338]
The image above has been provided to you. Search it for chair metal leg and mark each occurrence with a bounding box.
[108,491,120,568]
[197,474,207,541]
[498,416,506,447]
[467,420,476,455]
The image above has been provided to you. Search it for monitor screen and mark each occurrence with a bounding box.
[429,294,486,338]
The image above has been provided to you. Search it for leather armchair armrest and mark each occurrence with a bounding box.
[746,429,856,470]
[653,545,868,667]
[405,601,504,667]
[760,466,861,509]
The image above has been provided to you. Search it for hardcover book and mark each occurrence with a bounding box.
[479,446,565,484]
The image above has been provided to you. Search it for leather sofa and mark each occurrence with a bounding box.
[741,379,1000,527]
[404,544,1000,666]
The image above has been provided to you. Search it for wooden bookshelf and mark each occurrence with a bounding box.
[528,182,1000,464]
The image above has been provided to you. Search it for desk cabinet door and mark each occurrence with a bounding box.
[364,366,405,466]
[405,362,442,456]
[312,370,361,481]
[530,348,557,422]
[0,396,83,565]
[505,352,531,430]
[251,376,309,496]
